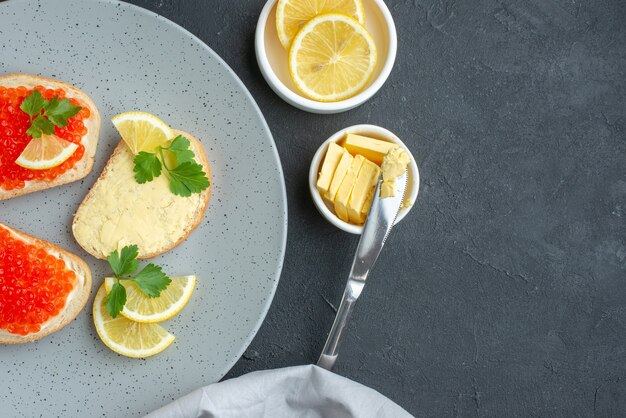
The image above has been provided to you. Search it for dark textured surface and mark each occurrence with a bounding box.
[133,0,623,415]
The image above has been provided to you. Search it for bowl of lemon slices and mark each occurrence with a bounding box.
[255,0,397,113]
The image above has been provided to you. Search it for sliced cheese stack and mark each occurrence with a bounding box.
[317,134,400,225]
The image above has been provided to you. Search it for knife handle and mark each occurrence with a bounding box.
[317,280,364,370]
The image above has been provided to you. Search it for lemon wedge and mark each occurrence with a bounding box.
[276,0,365,49]
[111,111,173,154]
[104,275,196,323]
[15,134,78,170]
[288,13,377,102]
[93,285,175,358]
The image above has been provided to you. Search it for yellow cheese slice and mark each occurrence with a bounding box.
[347,159,380,224]
[334,155,366,222]
[316,142,345,195]
[343,134,396,166]
[359,188,375,223]
[324,151,353,202]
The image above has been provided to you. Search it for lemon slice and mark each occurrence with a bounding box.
[276,0,365,49]
[15,134,79,170]
[93,285,175,358]
[111,111,173,154]
[104,275,196,323]
[289,13,377,102]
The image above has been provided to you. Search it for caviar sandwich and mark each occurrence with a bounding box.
[0,223,92,343]
[0,74,100,200]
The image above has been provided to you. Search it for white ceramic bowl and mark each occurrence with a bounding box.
[309,125,420,234]
[255,0,398,114]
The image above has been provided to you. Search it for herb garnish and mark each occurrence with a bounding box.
[133,135,210,197]
[20,90,82,138]
[105,245,171,318]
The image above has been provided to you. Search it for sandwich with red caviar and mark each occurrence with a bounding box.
[0,74,100,200]
[0,223,92,344]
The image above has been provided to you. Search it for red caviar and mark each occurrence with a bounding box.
[0,228,77,336]
[0,85,89,191]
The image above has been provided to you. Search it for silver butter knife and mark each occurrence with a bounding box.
[317,171,408,370]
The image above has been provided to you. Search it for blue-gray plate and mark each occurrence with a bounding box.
[0,0,287,415]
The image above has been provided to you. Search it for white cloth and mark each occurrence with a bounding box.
[146,365,412,418]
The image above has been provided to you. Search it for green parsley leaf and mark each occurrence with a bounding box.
[134,152,162,184]
[167,135,195,165]
[20,90,45,117]
[107,245,140,277]
[43,96,82,127]
[131,264,171,298]
[20,91,82,137]
[104,246,172,315]
[105,281,127,318]
[168,161,211,197]
[26,115,55,138]
[128,134,209,197]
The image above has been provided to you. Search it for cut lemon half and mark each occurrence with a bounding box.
[111,111,173,154]
[93,285,175,358]
[276,0,365,49]
[288,13,377,102]
[15,134,79,170]
[104,275,196,323]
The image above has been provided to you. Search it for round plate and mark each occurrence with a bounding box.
[0,0,287,416]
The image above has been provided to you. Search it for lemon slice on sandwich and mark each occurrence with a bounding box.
[111,111,173,154]
[15,134,78,170]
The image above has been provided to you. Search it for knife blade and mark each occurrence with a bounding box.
[317,171,408,370]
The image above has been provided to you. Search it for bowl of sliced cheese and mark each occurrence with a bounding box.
[309,124,419,234]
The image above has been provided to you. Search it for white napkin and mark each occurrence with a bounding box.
[146,365,412,418]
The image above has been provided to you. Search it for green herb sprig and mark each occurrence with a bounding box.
[133,135,210,197]
[105,245,172,318]
[20,90,82,138]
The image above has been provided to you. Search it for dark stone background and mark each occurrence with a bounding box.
[127,0,625,416]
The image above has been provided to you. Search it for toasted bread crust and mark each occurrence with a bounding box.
[150,130,212,259]
[72,129,212,259]
[0,223,92,344]
[0,74,101,200]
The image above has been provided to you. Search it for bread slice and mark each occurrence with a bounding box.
[0,223,92,344]
[0,74,101,200]
[72,130,211,259]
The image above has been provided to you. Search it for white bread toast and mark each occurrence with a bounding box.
[0,74,101,200]
[72,130,212,259]
[0,223,92,344]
